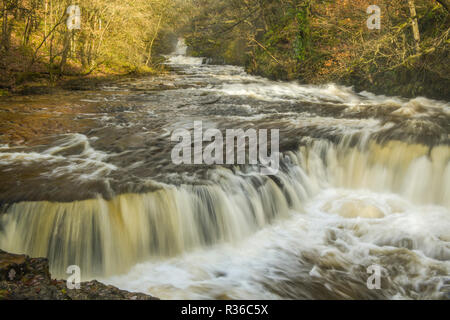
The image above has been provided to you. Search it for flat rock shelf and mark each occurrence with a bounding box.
[0,250,157,300]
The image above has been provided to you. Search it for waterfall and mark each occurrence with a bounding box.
[0,133,448,279]
[174,38,188,55]
[167,38,205,65]
[0,167,294,278]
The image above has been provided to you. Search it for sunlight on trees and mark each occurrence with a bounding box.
[0,0,186,80]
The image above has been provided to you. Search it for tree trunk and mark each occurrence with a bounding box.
[2,0,9,50]
[408,0,421,53]
[146,14,163,66]
[59,31,71,76]
[23,16,31,46]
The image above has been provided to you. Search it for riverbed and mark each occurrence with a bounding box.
[0,42,449,300]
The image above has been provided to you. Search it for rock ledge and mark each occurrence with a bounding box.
[0,250,157,300]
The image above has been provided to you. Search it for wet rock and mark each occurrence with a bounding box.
[0,251,27,281]
[16,86,54,95]
[0,249,157,300]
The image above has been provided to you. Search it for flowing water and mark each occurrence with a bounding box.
[0,39,449,300]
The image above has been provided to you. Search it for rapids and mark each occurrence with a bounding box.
[0,39,449,299]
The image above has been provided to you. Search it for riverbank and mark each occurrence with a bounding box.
[0,250,156,300]
[0,52,164,98]
[184,0,450,101]
[0,31,171,98]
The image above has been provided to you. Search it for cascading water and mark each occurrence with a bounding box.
[0,40,449,300]
[167,39,205,65]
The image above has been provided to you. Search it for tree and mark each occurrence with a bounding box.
[408,0,421,53]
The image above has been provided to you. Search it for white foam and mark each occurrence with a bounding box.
[103,189,449,300]
[0,134,117,180]
[167,55,204,65]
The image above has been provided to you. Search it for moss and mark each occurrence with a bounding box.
[0,89,10,97]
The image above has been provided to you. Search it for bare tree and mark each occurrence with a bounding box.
[408,0,421,53]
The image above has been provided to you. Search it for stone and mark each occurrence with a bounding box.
[0,249,158,300]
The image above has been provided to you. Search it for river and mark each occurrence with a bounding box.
[0,40,449,299]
